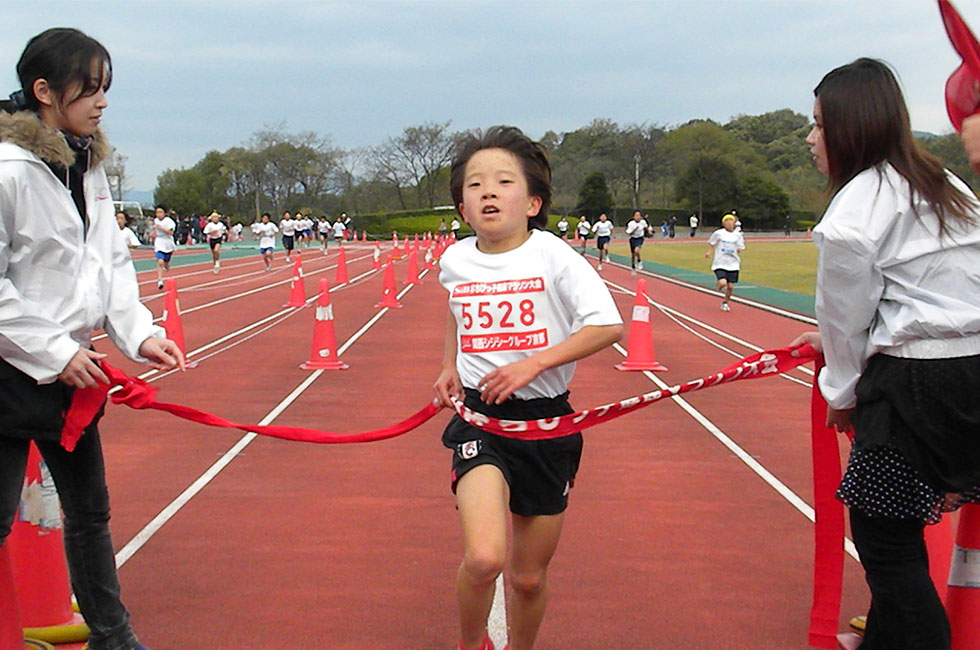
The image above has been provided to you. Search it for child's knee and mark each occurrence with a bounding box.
[462,549,505,585]
[509,567,547,597]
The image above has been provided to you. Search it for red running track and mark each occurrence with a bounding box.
[81,240,868,648]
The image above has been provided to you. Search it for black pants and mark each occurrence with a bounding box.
[850,509,950,649]
[0,431,139,650]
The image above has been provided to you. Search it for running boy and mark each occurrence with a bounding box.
[705,212,745,311]
[203,211,227,273]
[279,211,296,262]
[433,126,623,650]
[591,212,613,269]
[625,209,650,273]
[152,204,175,289]
[254,212,278,271]
[575,215,590,254]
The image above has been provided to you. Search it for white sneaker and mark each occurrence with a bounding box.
[157,280,164,289]
[721,302,731,312]
[597,262,603,270]
[638,261,643,271]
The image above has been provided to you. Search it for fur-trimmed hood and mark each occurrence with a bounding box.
[0,110,110,168]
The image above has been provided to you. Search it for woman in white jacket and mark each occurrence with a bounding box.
[797,58,980,649]
[0,28,183,650]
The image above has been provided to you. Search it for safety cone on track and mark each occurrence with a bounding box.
[285,256,305,307]
[947,503,980,650]
[163,279,186,355]
[0,543,25,650]
[335,245,349,285]
[300,279,348,370]
[375,262,402,309]
[406,250,421,285]
[361,230,367,242]
[8,445,90,646]
[615,278,667,372]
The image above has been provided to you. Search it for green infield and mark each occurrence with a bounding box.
[606,237,818,316]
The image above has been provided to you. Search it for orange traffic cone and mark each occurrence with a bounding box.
[8,445,89,645]
[375,262,402,309]
[0,543,25,650]
[948,503,980,650]
[372,242,382,270]
[335,245,349,285]
[926,516,955,603]
[163,278,186,355]
[300,279,348,370]
[361,230,367,242]
[615,278,667,372]
[406,250,421,285]
[285,256,305,307]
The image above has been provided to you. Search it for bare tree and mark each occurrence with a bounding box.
[104,148,129,201]
[373,121,453,209]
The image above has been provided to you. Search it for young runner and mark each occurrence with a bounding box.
[574,215,590,254]
[254,212,278,271]
[591,213,613,270]
[434,125,623,650]
[794,58,980,650]
[556,215,568,239]
[202,211,227,273]
[0,28,185,650]
[152,204,175,289]
[116,211,141,249]
[624,210,650,273]
[318,215,331,253]
[705,213,745,311]
[279,211,296,262]
[331,216,346,242]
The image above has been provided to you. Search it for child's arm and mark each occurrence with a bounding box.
[477,323,623,405]
[704,243,714,258]
[433,311,463,408]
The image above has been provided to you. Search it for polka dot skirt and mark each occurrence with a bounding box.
[837,445,980,524]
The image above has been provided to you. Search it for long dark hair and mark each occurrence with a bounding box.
[1,28,111,114]
[449,125,552,230]
[815,58,974,231]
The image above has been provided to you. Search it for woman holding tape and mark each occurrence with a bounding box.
[796,58,980,649]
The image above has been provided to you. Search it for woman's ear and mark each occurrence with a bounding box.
[32,78,56,108]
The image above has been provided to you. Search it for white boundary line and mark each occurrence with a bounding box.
[115,269,426,568]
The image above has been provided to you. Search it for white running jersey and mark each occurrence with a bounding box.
[439,230,622,399]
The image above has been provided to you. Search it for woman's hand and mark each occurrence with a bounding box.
[59,348,109,388]
[826,406,854,433]
[790,331,822,354]
[433,367,463,409]
[139,337,186,371]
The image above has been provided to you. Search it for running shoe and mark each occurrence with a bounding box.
[157,280,163,289]
[638,261,643,271]
[721,301,731,312]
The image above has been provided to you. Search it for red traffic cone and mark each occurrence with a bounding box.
[163,278,186,355]
[300,279,348,370]
[335,245,349,285]
[948,503,980,650]
[8,445,90,645]
[0,543,25,650]
[406,250,421,285]
[926,515,955,603]
[615,278,667,372]
[375,262,402,309]
[372,242,382,270]
[285,256,305,307]
[361,230,367,242]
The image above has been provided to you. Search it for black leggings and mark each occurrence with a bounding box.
[850,508,950,649]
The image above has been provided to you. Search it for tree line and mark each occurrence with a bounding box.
[151,112,979,231]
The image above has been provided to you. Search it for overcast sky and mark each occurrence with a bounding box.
[2,0,977,193]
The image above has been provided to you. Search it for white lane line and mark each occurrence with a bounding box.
[488,575,507,649]
[115,268,426,567]
[610,342,858,561]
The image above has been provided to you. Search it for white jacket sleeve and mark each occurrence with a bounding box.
[814,225,882,409]
[0,188,80,383]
